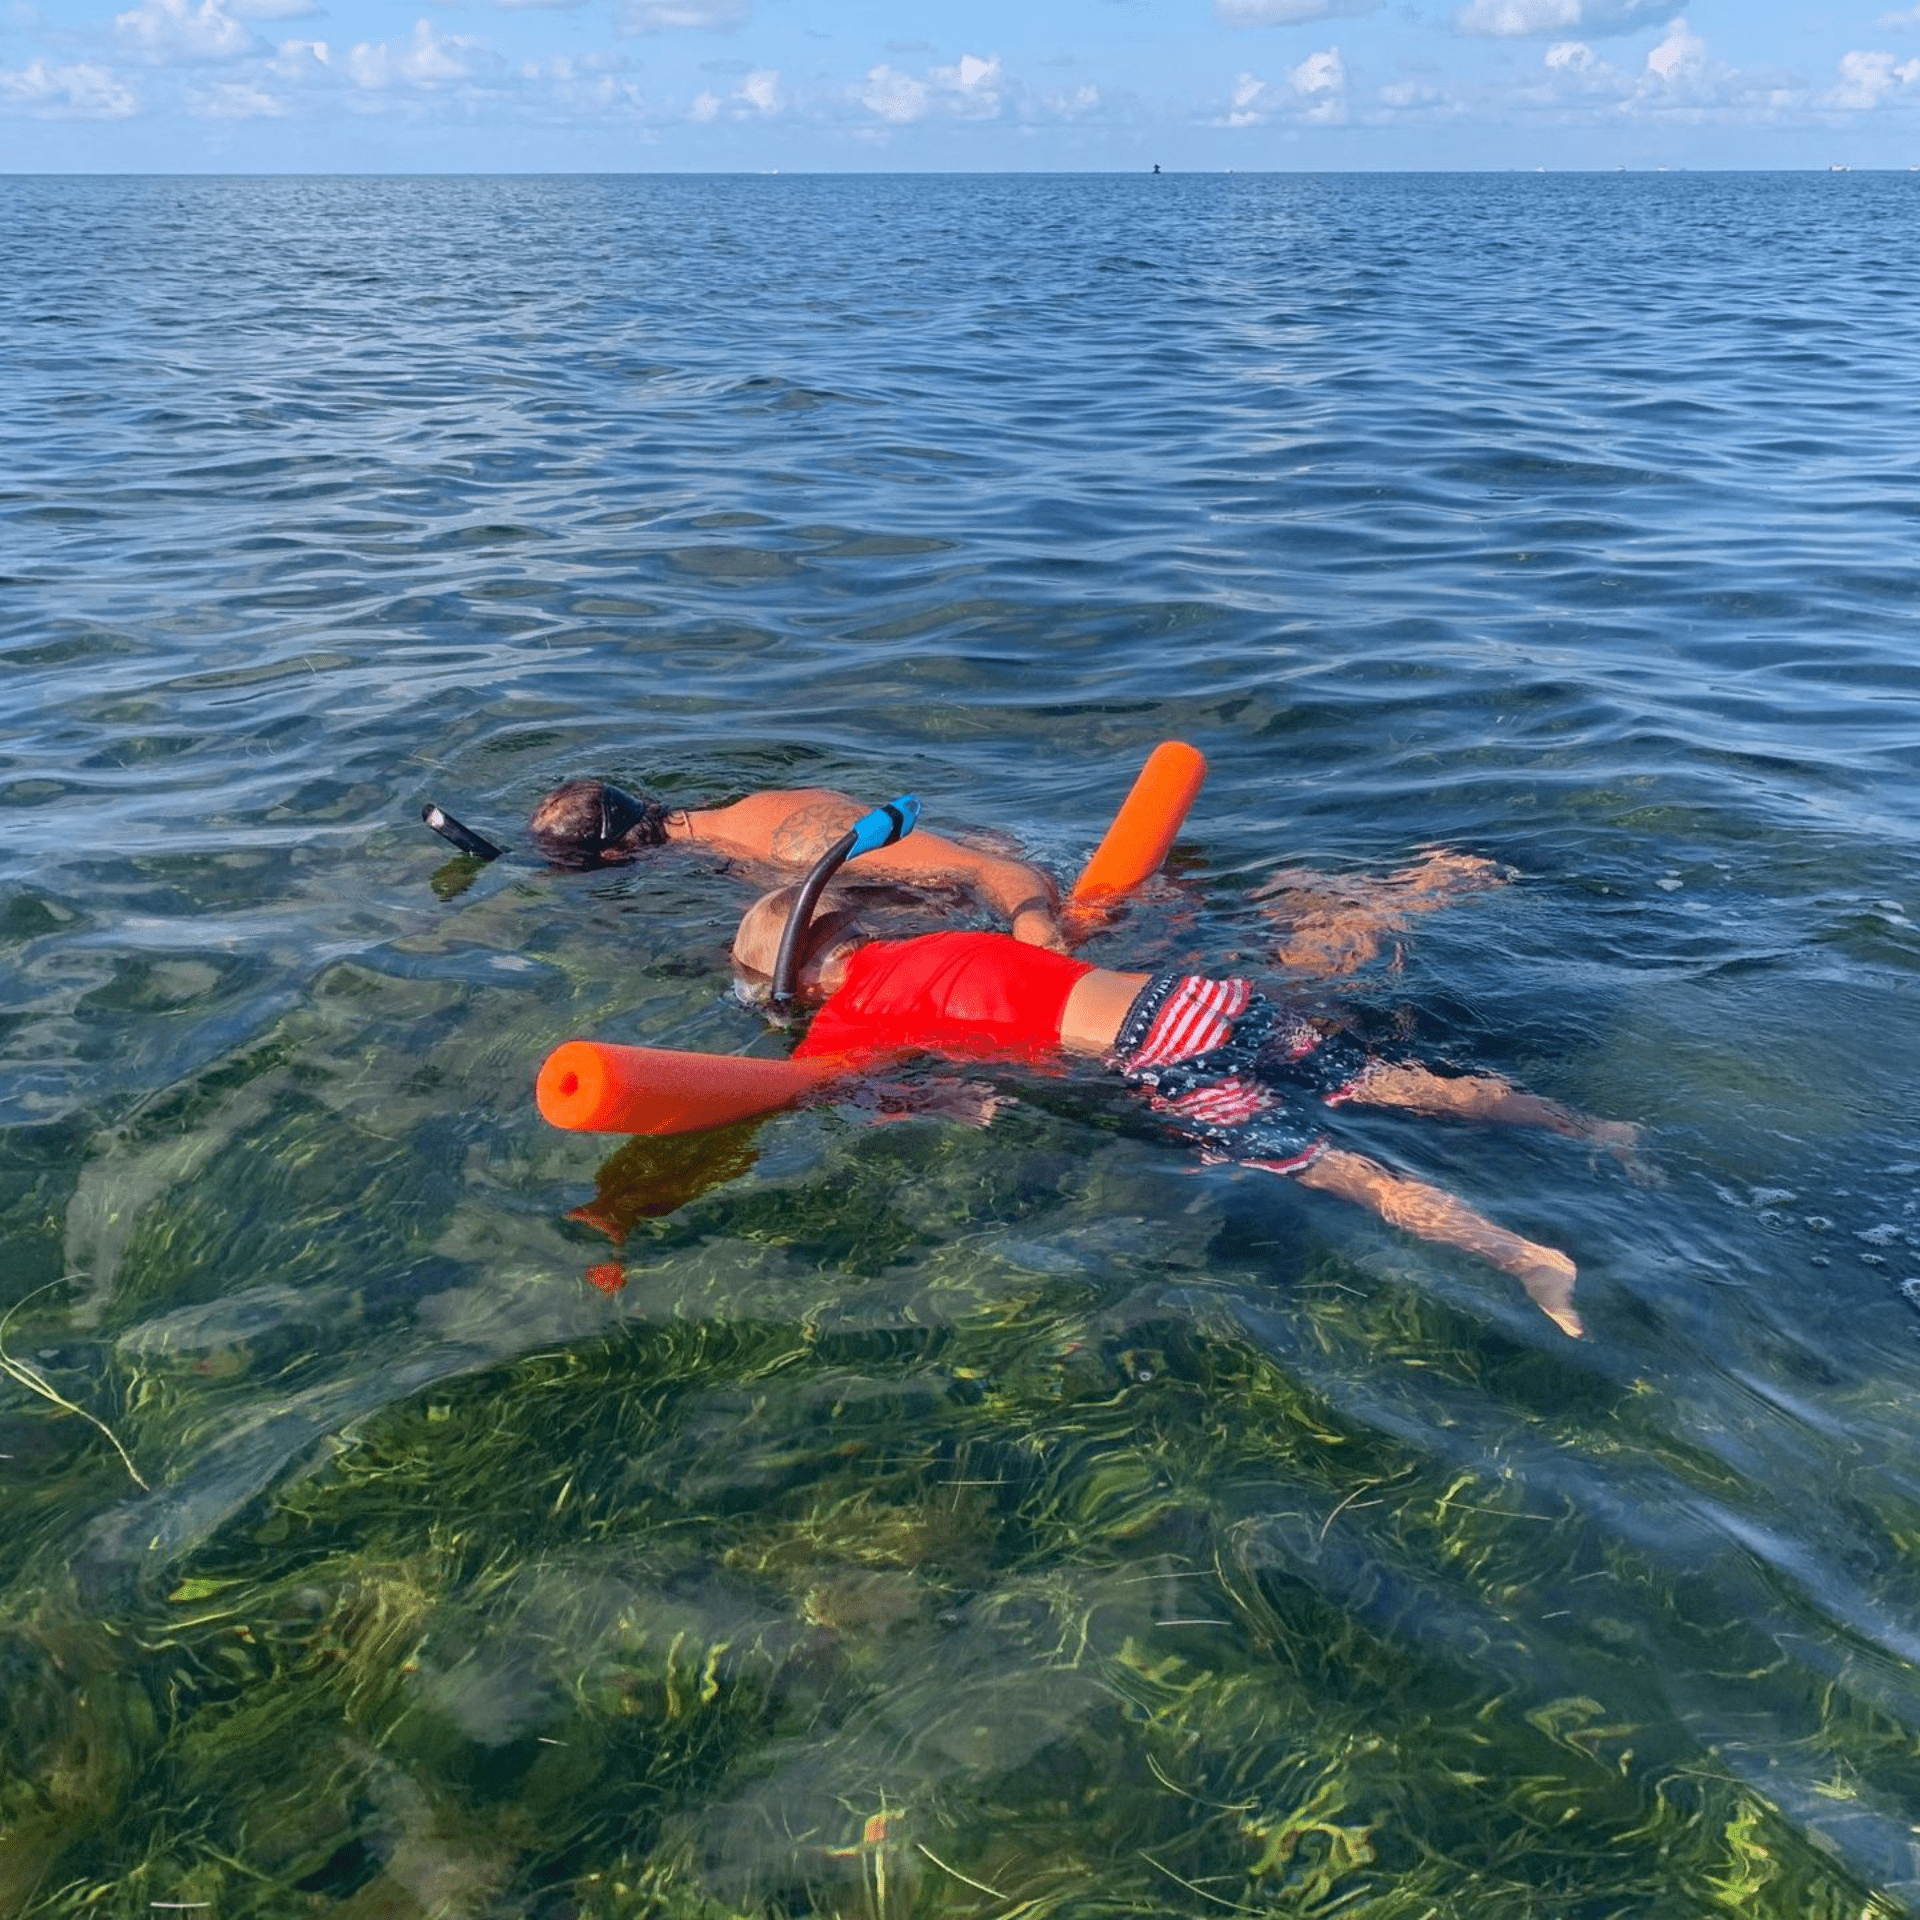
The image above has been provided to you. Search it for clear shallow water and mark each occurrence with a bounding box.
[3,172,1920,1916]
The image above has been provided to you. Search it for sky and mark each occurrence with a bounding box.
[5,0,1920,171]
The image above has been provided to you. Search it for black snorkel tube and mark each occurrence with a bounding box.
[769,795,920,1012]
[421,803,506,863]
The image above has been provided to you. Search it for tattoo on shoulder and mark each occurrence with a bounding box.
[770,799,863,866]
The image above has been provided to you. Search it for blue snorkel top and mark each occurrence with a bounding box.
[769,795,919,1010]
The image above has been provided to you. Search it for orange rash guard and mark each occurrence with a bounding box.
[792,931,1094,1065]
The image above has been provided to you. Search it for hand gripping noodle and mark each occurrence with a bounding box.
[1070,741,1207,904]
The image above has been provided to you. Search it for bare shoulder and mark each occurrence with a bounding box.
[702,788,864,866]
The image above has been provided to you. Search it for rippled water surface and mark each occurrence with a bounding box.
[4,172,1920,1917]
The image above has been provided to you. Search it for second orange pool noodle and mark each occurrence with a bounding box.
[538,1038,852,1136]
[1070,740,1207,904]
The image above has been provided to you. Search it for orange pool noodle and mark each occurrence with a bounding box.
[537,1039,850,1136]
[1070,740,1207,904]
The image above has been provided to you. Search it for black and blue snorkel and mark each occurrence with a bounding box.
[769,794,920,1012]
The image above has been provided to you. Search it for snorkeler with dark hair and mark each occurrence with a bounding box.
[425,776,1069,949]
[527,777,1070,948]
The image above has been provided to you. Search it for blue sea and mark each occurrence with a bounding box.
[4,172,1920,1917]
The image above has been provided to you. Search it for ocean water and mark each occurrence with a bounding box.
[3,171,1919,1917]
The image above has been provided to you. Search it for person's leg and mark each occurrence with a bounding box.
[1343,1061,1642,1156]
[1295,1147,1583,1339]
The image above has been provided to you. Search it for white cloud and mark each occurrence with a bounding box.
[510,48,645,112]
[620,0,749,32]
[1214,0,1375,25]
[1517,20,1920,122]
[737,65,779,110]
[188,74,288,112]
[0,57,139,114]
[859,50,1002,123]
[1046,81,1101,115]
[114,0,257,64]
[1829,47,1920,108]
[1291,43,1346,117]
[690,63,778,115]
[270,35,328,69]
[1643,18,1703,79]
[860,61,925,121]
[226,0,319,18]
[1221,44,1346,123]
[932,50,1002,115]
[1456,0,1678,38]
[345,18,480,87]
[175,29,653,118]
[1225,69,1272,122]
[1521,19,1714,105]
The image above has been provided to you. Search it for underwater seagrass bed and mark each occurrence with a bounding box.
[6,171,1920,1917]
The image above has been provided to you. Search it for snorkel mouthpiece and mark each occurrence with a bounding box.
[769,794,919,1011]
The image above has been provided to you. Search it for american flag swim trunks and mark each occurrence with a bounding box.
[1110,973,1369,1174]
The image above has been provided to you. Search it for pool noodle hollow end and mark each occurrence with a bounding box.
[538,1038,846,1135]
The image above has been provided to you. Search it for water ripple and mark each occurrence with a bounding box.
[4,172,1920,1915]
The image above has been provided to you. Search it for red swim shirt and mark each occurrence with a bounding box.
[792,931,1094,1065]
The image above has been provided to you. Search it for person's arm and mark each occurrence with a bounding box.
[709,790,1067,948]
[854,837,1063,950]
[1297,1148,1583,1339]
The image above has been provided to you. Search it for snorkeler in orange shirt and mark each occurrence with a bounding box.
[730,884,1641,1340]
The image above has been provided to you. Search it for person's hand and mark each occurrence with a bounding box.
[1010,900,1069,951]
[1252,849,1514,979]
[1577,1117,1664,1186]
[1385,850,1514,899]
[855,1078,1013,1128]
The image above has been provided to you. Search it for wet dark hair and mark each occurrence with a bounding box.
[528,779,671,869]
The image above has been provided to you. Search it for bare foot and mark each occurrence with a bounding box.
[1573,1117,1664,1187]
[1511,1246,1584,1339]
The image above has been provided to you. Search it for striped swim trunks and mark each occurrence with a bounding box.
[1110,972,1369,1173]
